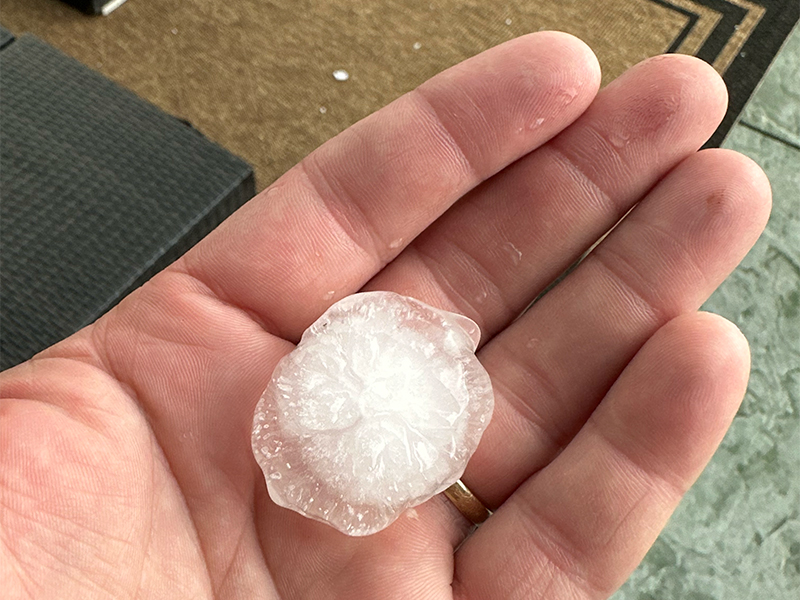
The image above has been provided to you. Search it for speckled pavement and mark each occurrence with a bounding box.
[614,24,800,600]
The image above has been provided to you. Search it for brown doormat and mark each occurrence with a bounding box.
[0,0,797,191]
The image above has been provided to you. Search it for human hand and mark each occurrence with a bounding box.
[0,32,771,599]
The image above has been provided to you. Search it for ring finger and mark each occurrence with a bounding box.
[467,147,771,508]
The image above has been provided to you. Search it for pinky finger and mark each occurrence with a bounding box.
[453,312,751,599]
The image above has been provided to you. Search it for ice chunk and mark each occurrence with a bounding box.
[251,291,494,536]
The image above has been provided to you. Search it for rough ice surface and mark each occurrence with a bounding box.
[252,291,494,536]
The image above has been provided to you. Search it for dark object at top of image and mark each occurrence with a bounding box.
[60,0,129,16]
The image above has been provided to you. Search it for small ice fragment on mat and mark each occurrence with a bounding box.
[101,0,128,16]
[505,18,513,25]
[171,28,178,35]
[252,291,494,536]
[319,106,327,114]
[333,69,350,81]
[413,42,422,50]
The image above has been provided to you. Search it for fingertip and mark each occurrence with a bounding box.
[705,148,773,220]
[679,53,728,110]
[415,30,605,179]
[496,31,602,100]
[597,53,728,150]
[525,30,602,88]
[690,310,751,380]
[654,311,751,414]
[643,53,728,114]
[675,54,729,130]
[673,147,772,243]
[586,310,751,502]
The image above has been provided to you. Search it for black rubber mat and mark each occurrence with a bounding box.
[0,33,255,370]
[0,23,14,49]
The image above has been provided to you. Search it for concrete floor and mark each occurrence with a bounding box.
[615,24,800,600]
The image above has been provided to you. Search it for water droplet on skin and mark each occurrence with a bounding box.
[333,69,350,81]
[475,290,488,304]
[412,42,422,50]
[324,290,336,300]
[530,117,545,129]
[319,106,327,114]
[389,238,404,249]
[505,18,513,25]
[525,337,540,349]
[608,130,630,149]
[559,87,579,105]
[504,242,522,266]
[406,508,420,520]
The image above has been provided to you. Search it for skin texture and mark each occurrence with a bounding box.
[0,32,771,599]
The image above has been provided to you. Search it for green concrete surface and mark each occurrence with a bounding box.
[614,26,800,600]
[741,23,800,148]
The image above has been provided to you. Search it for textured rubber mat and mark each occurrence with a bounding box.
[0,34,255,370]
[0,23,13,49]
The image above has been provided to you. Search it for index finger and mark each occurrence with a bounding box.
[178,32,601,340]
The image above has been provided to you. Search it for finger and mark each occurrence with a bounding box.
[364,54,727,339]
[467,148,770,507]
[454,312,751,599]
[178,32,600,340]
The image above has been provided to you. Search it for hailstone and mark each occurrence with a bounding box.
[251,291,494,536]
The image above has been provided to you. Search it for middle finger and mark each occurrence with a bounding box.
[365,54,727,340]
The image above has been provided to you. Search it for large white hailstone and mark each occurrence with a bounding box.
[251,291,494,536]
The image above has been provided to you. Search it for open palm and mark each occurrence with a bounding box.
[1,33,771,599]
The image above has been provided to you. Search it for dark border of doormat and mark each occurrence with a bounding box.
[648,0,799,147]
